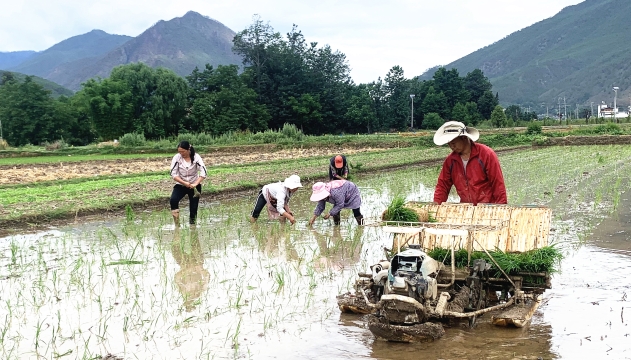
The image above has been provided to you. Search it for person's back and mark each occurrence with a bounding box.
[329,155,349,180]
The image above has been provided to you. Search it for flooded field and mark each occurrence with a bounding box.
[1,145,631,359]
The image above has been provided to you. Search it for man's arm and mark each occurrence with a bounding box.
[433,159,453,204]
[486,151,507,204]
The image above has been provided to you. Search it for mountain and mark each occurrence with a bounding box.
[1,70,74,98]
[9,30,132,79]
[0,51,38,70]
[45,11,242,90]
[419,0,631,109]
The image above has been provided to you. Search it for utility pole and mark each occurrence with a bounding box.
[409,94,415,129]
[563,97,567,124]
[558,97,562,123]
[590,102,594,123]
[613,87,619,123]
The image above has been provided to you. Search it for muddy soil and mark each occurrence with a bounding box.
[0,146,390,185]
[541,135,631,146]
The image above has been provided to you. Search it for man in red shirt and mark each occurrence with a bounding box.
[433,121,507,205]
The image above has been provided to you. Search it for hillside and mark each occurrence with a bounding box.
[0,51,38,69]
[419,0,631,110]
[0,70,74,98]
[46,11,242,90]
[9,30,132,79]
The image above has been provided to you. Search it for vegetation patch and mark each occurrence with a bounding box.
[427,245,564,275]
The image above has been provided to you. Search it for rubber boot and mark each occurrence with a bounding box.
[332,214,341,225]
[355,215,364,225]
[171,209,180,227]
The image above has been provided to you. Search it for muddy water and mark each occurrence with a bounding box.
[2,149,631,359]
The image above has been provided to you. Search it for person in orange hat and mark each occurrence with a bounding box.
[329,155,349,180]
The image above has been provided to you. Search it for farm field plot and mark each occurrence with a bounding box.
[0,146,456,228]
[0,145,630,359]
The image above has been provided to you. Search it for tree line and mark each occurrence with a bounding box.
[0,16,500,147]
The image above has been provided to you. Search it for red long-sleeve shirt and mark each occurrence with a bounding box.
[433,142,507,205]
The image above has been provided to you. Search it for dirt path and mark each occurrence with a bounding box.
[0,146,392,185]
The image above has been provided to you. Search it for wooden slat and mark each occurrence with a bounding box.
[394,203,551,253]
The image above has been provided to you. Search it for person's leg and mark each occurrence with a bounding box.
[170,185,187,226]
[188,185,201,225]
[352,208,363,225]
[250,190,266,222]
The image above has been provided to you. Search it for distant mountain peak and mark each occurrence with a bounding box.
[31,11,242,90]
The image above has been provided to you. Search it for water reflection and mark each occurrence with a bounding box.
[171,226,209,312]
[310,226,363,271]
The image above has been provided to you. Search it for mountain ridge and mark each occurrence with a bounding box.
[9,11,242,91]
[420,0,631,110]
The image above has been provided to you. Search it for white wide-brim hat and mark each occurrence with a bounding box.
[283,175,303,189]
[433,121,480,146]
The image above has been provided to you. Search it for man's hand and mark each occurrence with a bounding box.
[323,213,330,220]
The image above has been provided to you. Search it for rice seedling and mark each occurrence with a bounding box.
[382,195,420,222]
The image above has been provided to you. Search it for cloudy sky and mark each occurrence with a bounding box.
[2,0,583,83]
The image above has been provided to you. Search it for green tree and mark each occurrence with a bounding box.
[464,102,482,126]
[464,69,493,103]
[490,105,508,128]
[477,90,499,120]
[383,65,411,130]
[109,63,188,139]
[451,103,468,123]
[504,105,522,122]
[345,84,378,133]
[188,65,269,135]
[422,112,443,130]
[433,67,469,109]
[79,78,133,140]
[0,76,60,146]
[420,86,449,120]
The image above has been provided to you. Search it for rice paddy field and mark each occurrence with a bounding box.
[1,145,631,359]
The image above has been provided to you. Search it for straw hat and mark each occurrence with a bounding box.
[310,182,330,201]
[283,175,303,189]
[433,121,479,146]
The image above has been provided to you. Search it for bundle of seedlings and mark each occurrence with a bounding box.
[382,195,420,222]
[427,245,563,276]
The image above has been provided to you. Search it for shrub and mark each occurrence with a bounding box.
[0,138,9,150]
[281,123,304,141]
[526,122,543,135]
[119,132,146,147]
[422,113,443,130]
[44,139,68,151]
[179,132,215,146]
[251,129,284,143]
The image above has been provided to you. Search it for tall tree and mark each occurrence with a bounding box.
[187,65,269,135]
[490,105,508,128]
[0,76,61,146]
[109,63,188,138]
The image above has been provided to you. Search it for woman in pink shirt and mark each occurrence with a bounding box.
[170,141,207,225]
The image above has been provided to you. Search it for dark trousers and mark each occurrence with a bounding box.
[250,190,267,219]
[170,184,202,224]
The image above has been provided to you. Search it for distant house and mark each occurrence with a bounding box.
[597,104,628,119]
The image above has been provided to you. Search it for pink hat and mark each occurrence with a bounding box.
[310,182,330,201]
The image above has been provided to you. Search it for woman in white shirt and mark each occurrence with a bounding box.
[249,175,302,224]
[170,141,207,225]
